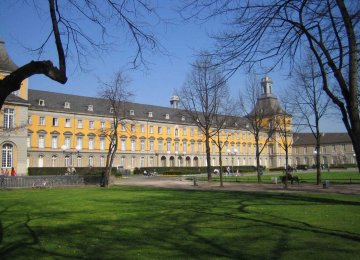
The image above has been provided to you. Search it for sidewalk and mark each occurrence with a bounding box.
[114,176,360,195]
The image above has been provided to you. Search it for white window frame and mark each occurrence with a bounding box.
[51,136,58,149]
[3,108,14,129]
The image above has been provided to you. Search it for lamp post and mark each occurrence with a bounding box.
[61,145,82,168]
[226,148,238,174]
[313,150,318,168]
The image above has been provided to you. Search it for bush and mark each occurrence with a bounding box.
[269,167,285,172]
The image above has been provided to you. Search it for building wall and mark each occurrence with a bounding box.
[27,108,283,169]
[293,142,356,166]
[0,104,29,175]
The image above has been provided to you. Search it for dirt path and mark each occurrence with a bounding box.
[114,176,360,195]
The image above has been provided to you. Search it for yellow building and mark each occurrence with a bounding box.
[1,39,290,175]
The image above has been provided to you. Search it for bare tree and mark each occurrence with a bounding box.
[181,0,360,170]
[273,101,296,189]
[99,71,133,188]
[0,0,160,110]
[210,96,234,187]
[289,54,331,184]
[239,74,277,183]
[178,53,229,181]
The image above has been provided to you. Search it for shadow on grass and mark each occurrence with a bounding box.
[0,187,359,259]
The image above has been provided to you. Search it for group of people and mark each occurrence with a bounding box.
[1,167,16,176]
[143,170,157,177]
[65,167,77,175]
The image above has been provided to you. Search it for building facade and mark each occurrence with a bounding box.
[1,39,293,175]
[293,133,356,166]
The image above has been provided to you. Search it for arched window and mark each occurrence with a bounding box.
[65,156,70,167]
[2,144,13,168]
[38,155,44,167]
[77,156,82,167]
[89,156,94,167]
[51,155,57,167]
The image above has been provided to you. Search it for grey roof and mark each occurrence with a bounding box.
[28,89,197,124]
[293,133,352,146]
[248,95,286,118]
[5,93,29,106]
[0,39,18,73]
[28,89,250,128]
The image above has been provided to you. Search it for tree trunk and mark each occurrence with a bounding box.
[255,136,261,183]
[205,132,212,181]
[217,133,223,187]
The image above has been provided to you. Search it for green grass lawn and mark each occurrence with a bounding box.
[207,171,360,184]
[0,186,359,259]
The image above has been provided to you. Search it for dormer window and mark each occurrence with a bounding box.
[181,116,185,121]
[130,110,135,116]
[38,99,45,106]
[109,107,114,113]
[165,114,170,119]
[88,105,93,112]
[148,112,153,118]
[64,102,70,109]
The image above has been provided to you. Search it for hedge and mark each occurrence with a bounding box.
[135,165,262,175]
[28,167,117,176]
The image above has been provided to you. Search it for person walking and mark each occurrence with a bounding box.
[11,167,16,176]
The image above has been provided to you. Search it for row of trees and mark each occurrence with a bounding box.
[177,53,329,188]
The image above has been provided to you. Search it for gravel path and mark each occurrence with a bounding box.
[114,176,360,195]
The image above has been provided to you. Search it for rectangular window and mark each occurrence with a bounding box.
[65,118,71,127]
[198,142,202,153]
[131,139,136,152]
[3,108,14,129]
[121,123,126,131]
[88,138,94,150]
[65,136,71,149]
[190,128,194,137]
[51,136,58,148]
[28,115,32,124]
[167,127,171,135]
[130,110,135,116]
[77,137,83,149]
[100,138,105,150]
[158,126,162,134]
[77,120,83,128]
[175,142,179,152]
[121,139,126,151]
[27,135,31,148]
[158,140,163,152]
[191,142,195,153]
[140,140,145,152]
[39,116,45,126]
[140,125,145,133]
[89,121,94,129]
[149,125,154,134]
[183,141,187,153]
[38,135,45,148]
[167,141,171,152]
[100,121,105,129]
[52,117,58,126]
[131,124,136,133]
[148,112,153,118]
[183,127,187,136]
[149,140,154,152]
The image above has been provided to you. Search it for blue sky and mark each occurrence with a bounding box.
[0,1,346,132]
